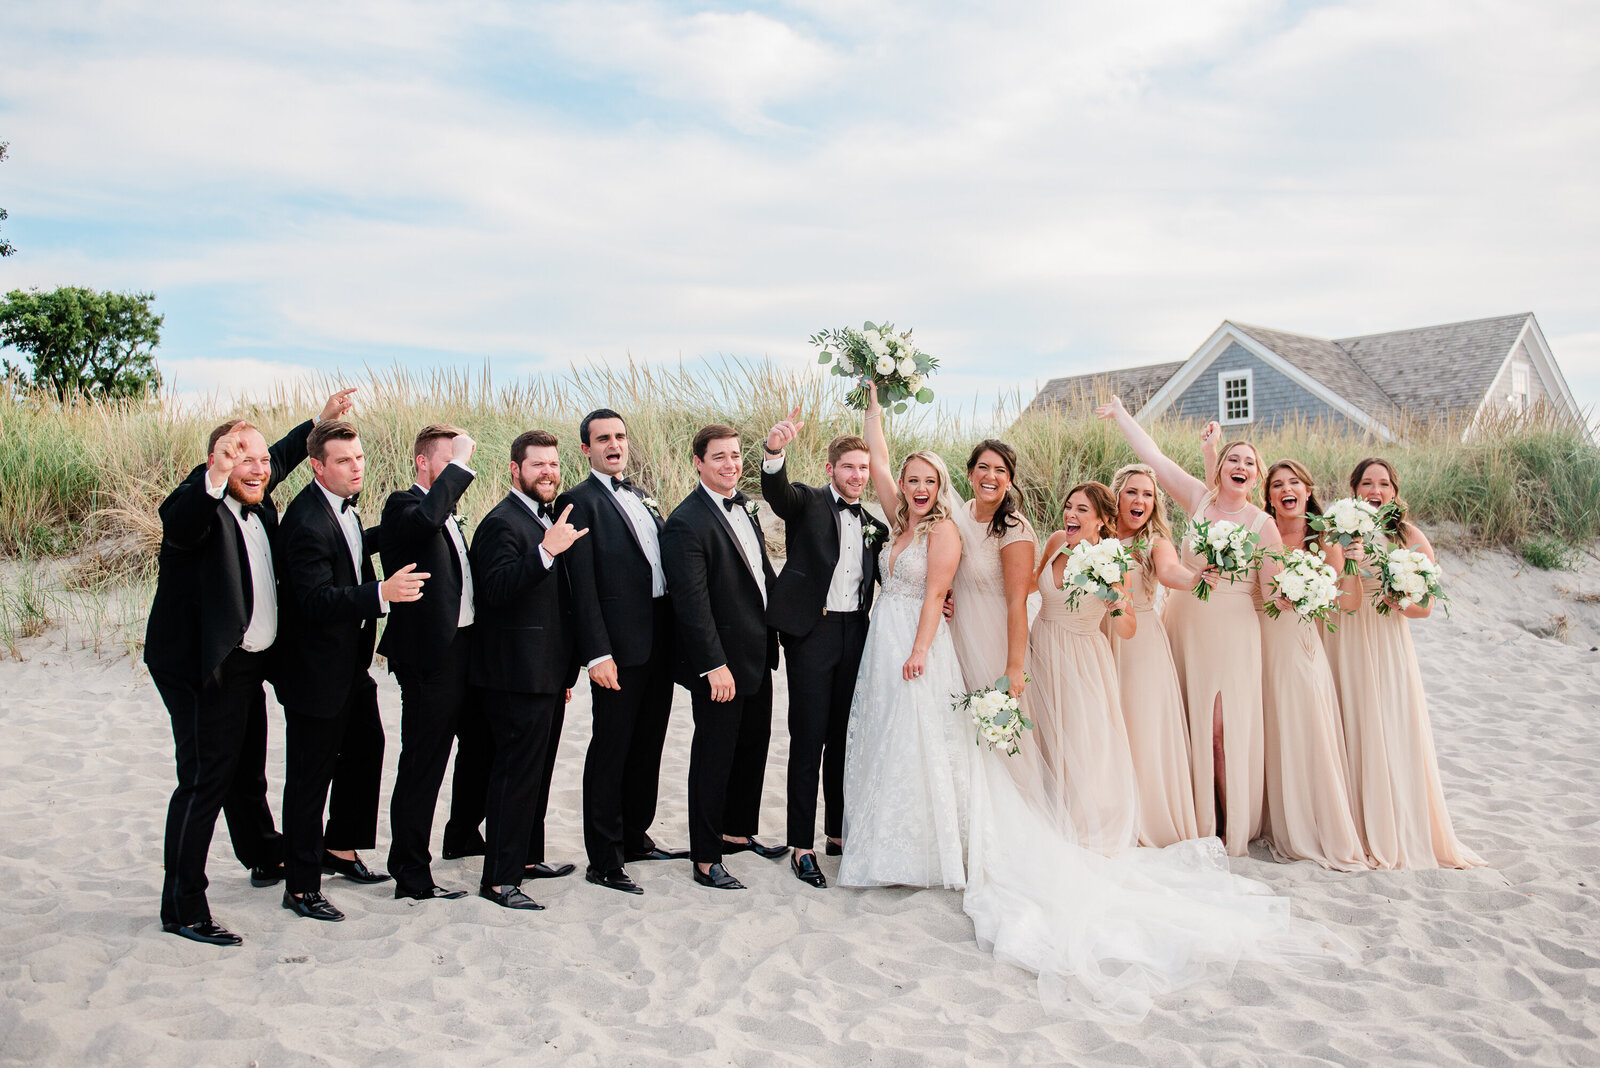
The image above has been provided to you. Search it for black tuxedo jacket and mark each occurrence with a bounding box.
[144,420,313,684]
[467,493,580,695]
[761,462,887,639]
[554,473,666,668]
[375,464,475,676]
[660,487,779,694]
[272,481,384,715]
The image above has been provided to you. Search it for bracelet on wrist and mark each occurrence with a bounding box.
[762,444,784,456]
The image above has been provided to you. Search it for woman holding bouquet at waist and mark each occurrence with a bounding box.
[1320,458,1483,870]
[1106,463,1201,848]
[1096,398,1280,857]
[1024,482,1140,855]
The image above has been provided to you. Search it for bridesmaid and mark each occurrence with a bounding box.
[1321,458,1484,870]
[1231,453,1369,871]
[1105,463,1200,848]
[948,440,1038,697]
[1096,398,1281,857]
[1026,482,1140,855]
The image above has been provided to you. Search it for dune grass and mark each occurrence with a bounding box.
[2,360,1597,577]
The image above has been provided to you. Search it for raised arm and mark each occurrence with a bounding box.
[1151,534,1213,592]
[1094,397,1208,513]
[863,380,899,527]
[903,520,961,681]
[759,406,810,520]
[1199,420,1220,491]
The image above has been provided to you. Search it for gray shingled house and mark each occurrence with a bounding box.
[1029,313,1584,441]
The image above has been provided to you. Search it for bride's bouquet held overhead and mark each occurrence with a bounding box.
[1309,498,1399,574]
[1372,546,1449,617]
[811,321,938,412]
[1183,518,1261,602]
[1060,537,1141,615]
[1263,547,1343,630]
[954,676,1033,757]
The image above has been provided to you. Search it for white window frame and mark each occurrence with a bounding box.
[1217,368,1253,426]
[1510,363,1530,412]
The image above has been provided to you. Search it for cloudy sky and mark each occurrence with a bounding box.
[2,0,1597,417]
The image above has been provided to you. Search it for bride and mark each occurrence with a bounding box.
[840,381,1341,1020]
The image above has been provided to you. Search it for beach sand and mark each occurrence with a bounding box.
[1,546,1597,1066]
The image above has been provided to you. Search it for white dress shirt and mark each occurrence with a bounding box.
[591,467,666,597]
[206,469,277,651]
[510,487,558,570]
[415,481,475,628]
[761,454,863,613]
[700,482,767,607]
[316,480,387,616]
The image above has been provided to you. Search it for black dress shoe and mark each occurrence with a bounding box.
[162,918,243,946]
[441,838,486,861]
[585,866,644,895]
[722,837,789,860]
[524,862,576,879]
[395,884,469,901]
[479,885,544,911]
[624,844,691,862]
[790,852,828,889]
[321,851,391,884]
[282,890,345,921]
[824,840,843,857]
[692,863,746,890]
[249,862,285,887]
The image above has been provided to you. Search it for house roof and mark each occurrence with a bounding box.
[1335,313,1532,418]
[1229,322,1397,421]
[1027,361,1185,414]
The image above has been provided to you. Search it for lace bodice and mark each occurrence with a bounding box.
[880,534,929,602]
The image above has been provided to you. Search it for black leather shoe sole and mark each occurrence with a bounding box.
[281,892,345,922]
[723,838,790,860]
[790,854,828,888]
[824,840,843,857]
[585,867,645,895]
[479,886,545,911]
[249,863,284,888]
[395,885,469,901]
[525,862,576,879]
[624,846,691,861]
[321,853,391,884]
[692,864,746,890]
[163,920,243,946]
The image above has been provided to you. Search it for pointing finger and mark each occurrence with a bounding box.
[788,405,801,422]
[558,504,574,524]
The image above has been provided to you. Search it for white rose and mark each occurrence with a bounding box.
[1094,563,1121,585]
[1207,528,1230,550]
[868,334,889,357]
[1280,574,1307,602]
[897,356,917,378]
[874,355,896,376]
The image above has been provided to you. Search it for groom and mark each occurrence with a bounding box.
[760,409,886,888]
[661,424,784,890]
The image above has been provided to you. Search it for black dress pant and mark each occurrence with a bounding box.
[582,597,675,871]
[686,668,773,864]
[480,687,562,889]
[154,647,282,926]
[526,698,565,865]
[783,611,868,849]
[442,684,492,856]
[387,627,472,894]
[282,675,385,895]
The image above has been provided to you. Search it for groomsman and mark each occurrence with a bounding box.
[274,420,427,921]
[468,430,586,910]
[145,388,354,945]
[556,409,687,897]
[377,424,479,902]
[760,410,886,888]
[661,425,784,891]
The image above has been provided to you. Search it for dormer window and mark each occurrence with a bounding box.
[1218,369,1252,425]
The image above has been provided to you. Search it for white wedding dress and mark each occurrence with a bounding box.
[841,530,1344,1020]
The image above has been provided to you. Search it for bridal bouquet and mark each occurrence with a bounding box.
[1060,537,1142,615]
[811,321,938,413]
[954,676,1033,757]
[1263,547,1343,630]
[1309,498,1399,575]
[1372,546,1449,616]
[1183,519,1261,602]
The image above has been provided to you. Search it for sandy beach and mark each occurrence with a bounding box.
[1,545,1598,1066]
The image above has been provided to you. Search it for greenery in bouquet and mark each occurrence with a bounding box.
[954,675,1033,757]
[1309,498,1400,575]
[1372,546,1449,617]
[1060,536,1142,615]
[1183,518,1261,602]
[811,321,938,412]
[1262,546,1343,630]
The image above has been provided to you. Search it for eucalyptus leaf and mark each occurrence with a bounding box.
[916,388,933,403]
[994,675,1011,691]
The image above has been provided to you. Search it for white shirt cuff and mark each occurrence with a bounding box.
[761,454,785,474]
[700,665,727,677]
[205,469,227,497]
[586,655,614,670]
[377,588,389,616]
[449,458,476,476]
[539,546,555,569]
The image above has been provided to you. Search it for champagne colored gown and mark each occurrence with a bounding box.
[948,500,1037,692]
[1161,510,1270,857]
[1321,578,1484,870]
[1024,542,1139,855]
[1106,561,1200,848]
[1258,596,1370,871]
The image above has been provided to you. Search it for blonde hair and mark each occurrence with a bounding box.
[895,450,960,538]
[1208,439,1264,500]
[1110,462,1175,581]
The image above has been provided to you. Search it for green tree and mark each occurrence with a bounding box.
[0,142,13,257]
[1,287,164,400]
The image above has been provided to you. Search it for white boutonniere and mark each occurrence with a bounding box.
[640,496,662,518]
[863,523,883,547]
[744,499,760,517]
[451,510,472,538]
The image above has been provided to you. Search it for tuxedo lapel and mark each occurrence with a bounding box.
[593,476,652,560]
[313,486,359,586]
[700,489,763,590]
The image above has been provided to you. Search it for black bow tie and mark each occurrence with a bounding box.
[341,494,359,513]
[835,498,862,519]
[610,475,634,493]
[240,501,265,520]
[537,502,554,522]
[722,491,750,512]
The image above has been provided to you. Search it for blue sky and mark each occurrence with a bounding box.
[2,0,1597,419]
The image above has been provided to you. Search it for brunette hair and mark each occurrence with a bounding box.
[412,423,465,462]
[692,424,739,460]
[1349,457,1410,538]
[206,419,259,457]
[1109,462,1174,581]
[307,419,358,462]
[579,408,625,445]
[1063,480,1118,541]
[966,439,1023,539]
[828,434,870,466]
[511,429,559,465]
[1265,458,1325,549]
